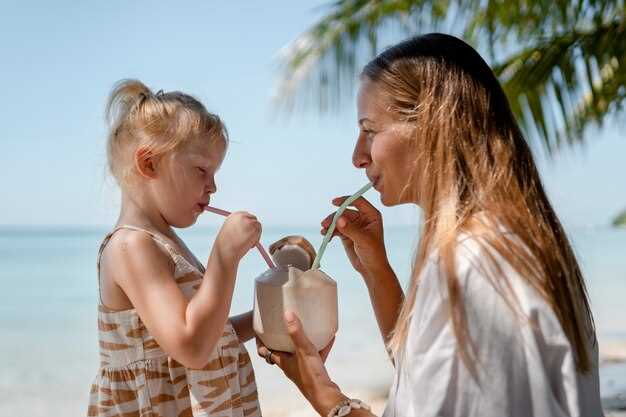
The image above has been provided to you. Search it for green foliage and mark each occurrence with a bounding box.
[276,0,625,153]
[613,209,626,227]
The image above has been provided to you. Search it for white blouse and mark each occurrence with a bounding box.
[383,235,604,417]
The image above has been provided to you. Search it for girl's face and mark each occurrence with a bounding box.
[354,78,419,206]
[151,137,226,228]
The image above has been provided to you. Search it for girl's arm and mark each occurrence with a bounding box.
[110,212,260,369]
[230,310,255,343]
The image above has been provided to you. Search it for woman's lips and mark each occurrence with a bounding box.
[371,177,381,190]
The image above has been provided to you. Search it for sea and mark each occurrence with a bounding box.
[1,225,625,415]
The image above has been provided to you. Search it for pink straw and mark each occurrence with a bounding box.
[205,205,275,269]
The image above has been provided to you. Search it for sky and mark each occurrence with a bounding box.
[1,1,624,230]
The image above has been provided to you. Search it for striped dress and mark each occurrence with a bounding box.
[88,225,261,417]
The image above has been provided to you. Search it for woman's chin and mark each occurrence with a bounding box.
[379,191,393,207]
[380,190,405,207]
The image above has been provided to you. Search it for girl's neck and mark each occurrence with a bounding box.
[116,191,176,240]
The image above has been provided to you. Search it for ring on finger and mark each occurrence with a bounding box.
[264,349,275,365]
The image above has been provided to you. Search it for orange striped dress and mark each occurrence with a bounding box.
[88,225,261,417]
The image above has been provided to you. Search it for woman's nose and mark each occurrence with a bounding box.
[352,135,371,169]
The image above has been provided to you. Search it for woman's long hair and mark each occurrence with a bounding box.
[364,33,595,373]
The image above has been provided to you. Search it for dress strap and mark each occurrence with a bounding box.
[97,225,179,269]
[96,225,180,307]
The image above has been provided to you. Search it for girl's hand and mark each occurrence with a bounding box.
[256,312,347,416]
[321,196,389,280]
[216,211,261,262]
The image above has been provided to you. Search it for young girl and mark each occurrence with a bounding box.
[88,80,262,417]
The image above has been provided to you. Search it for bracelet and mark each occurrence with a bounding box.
[326,398,371,417]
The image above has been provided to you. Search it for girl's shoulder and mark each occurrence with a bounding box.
[100,227,177,271]
[98,227,181,306]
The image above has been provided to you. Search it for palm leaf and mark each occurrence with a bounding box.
[273,0,456,111]
[275,0,625,151]
[494,19,626,152]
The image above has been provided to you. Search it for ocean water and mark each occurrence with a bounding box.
[0,225,625,415]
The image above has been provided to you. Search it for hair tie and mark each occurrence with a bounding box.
[155,89,165,97]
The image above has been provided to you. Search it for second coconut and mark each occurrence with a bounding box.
[253,235,338,353]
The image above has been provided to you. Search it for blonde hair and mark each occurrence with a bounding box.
[105,79,227,186]
[364,34,594,373]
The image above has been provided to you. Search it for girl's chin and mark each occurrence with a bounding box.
[171,213,199,229]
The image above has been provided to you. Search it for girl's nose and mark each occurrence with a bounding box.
[206,176,217,194]
[352,135,371,169]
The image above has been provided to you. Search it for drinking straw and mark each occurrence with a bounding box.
[311,182,373,270]
[204,206,275,268]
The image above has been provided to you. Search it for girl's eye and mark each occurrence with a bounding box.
[197,167,207,175]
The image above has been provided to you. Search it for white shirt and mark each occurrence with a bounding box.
[383,235,603,417]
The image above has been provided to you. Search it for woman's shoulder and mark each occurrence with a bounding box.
[421,231,544,306]
[421,232,507,278]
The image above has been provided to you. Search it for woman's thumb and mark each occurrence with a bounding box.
[284,311,316,354]
[336,216,361,240]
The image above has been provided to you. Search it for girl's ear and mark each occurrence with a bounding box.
[134,147,158,179]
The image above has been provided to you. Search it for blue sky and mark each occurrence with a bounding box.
[1,1,624,229]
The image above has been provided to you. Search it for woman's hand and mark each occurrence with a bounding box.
[321,196,390,280]
[256,312,347,416]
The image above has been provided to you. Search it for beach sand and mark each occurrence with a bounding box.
[602,341,626,365]
[262,388,388,417]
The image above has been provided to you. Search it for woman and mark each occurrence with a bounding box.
[257,33,603,417]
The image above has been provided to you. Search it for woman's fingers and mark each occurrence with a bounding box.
[321,209,360,229]
[320,213,335,229]
[335,210,371,241]
[321,210,360,239]
[256,339,285,368]
[332,196,379,216]
[319,337,335,363]
[284,311,317,356]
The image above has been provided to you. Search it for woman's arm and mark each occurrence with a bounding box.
[257,312,378,417]
[322,196,404,345]
[361,262,404,345]
[230,310,254,343]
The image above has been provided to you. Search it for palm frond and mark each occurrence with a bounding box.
[273,0,455,111]
[275,0,625,151]
[494,19,626,152]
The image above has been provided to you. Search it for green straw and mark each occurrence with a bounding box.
[311,182,373,270]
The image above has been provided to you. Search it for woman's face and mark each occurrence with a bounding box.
[354,78,419,206]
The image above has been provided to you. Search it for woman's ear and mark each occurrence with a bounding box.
[134,147,158,179]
